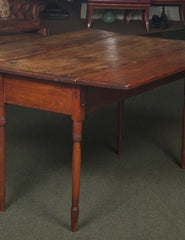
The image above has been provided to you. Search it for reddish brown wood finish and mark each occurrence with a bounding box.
[0,20,41,34]
[71,120,83,232]
[0,33,45,45]
[0,30,184,231]
[71,88,85,232]
[4,75,74,115]
[0,30,185,90]
[85,86,123,112]
[0,74,5,211]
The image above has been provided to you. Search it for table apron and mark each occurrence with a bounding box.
[3,74,75,115]
[2,71,185,116]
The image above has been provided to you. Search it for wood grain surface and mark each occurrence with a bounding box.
[4,75,74,114]
[0,29,185,90]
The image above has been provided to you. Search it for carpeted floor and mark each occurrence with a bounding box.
[0,1,185,240]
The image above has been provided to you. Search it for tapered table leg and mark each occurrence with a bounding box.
[179,6,183,22]
[86,6,93,28]
[71,120,82,232]
[182,80,185,169]
[117,100,124,155]
[0,75,5,211]
[145,8,150,32]
[181,4,185,25]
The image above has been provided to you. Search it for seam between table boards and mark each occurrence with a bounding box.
[0,32,117,63]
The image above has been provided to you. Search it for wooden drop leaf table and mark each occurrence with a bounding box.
[0,29,185,231]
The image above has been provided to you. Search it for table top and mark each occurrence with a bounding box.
[0,29,185,90]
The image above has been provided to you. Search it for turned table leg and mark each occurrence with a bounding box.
[86,5,93,28]
[144,8,150,32]
[124,10,132,24]
[0,75,5,211]
[183,4,185,25]
[181,80,185,169]
[71,120,82,232]
[179,4,185,24]
[117,100,124,155]
[179,6,183,22]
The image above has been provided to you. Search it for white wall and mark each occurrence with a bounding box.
[81,3,180,21]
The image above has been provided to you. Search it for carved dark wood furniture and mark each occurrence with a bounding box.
[0,0,49,36]
[0,29,185,232]
[86,0,151,32]
[151,0,185,24]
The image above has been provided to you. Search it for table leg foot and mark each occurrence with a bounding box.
[117,100,124,155]
[71,207,79,232]
[0,197,5,211]
[181,151,185,169]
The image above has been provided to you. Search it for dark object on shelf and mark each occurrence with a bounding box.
[151,0,185,25]
[151,6,168,29]
[40,2,69,20]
